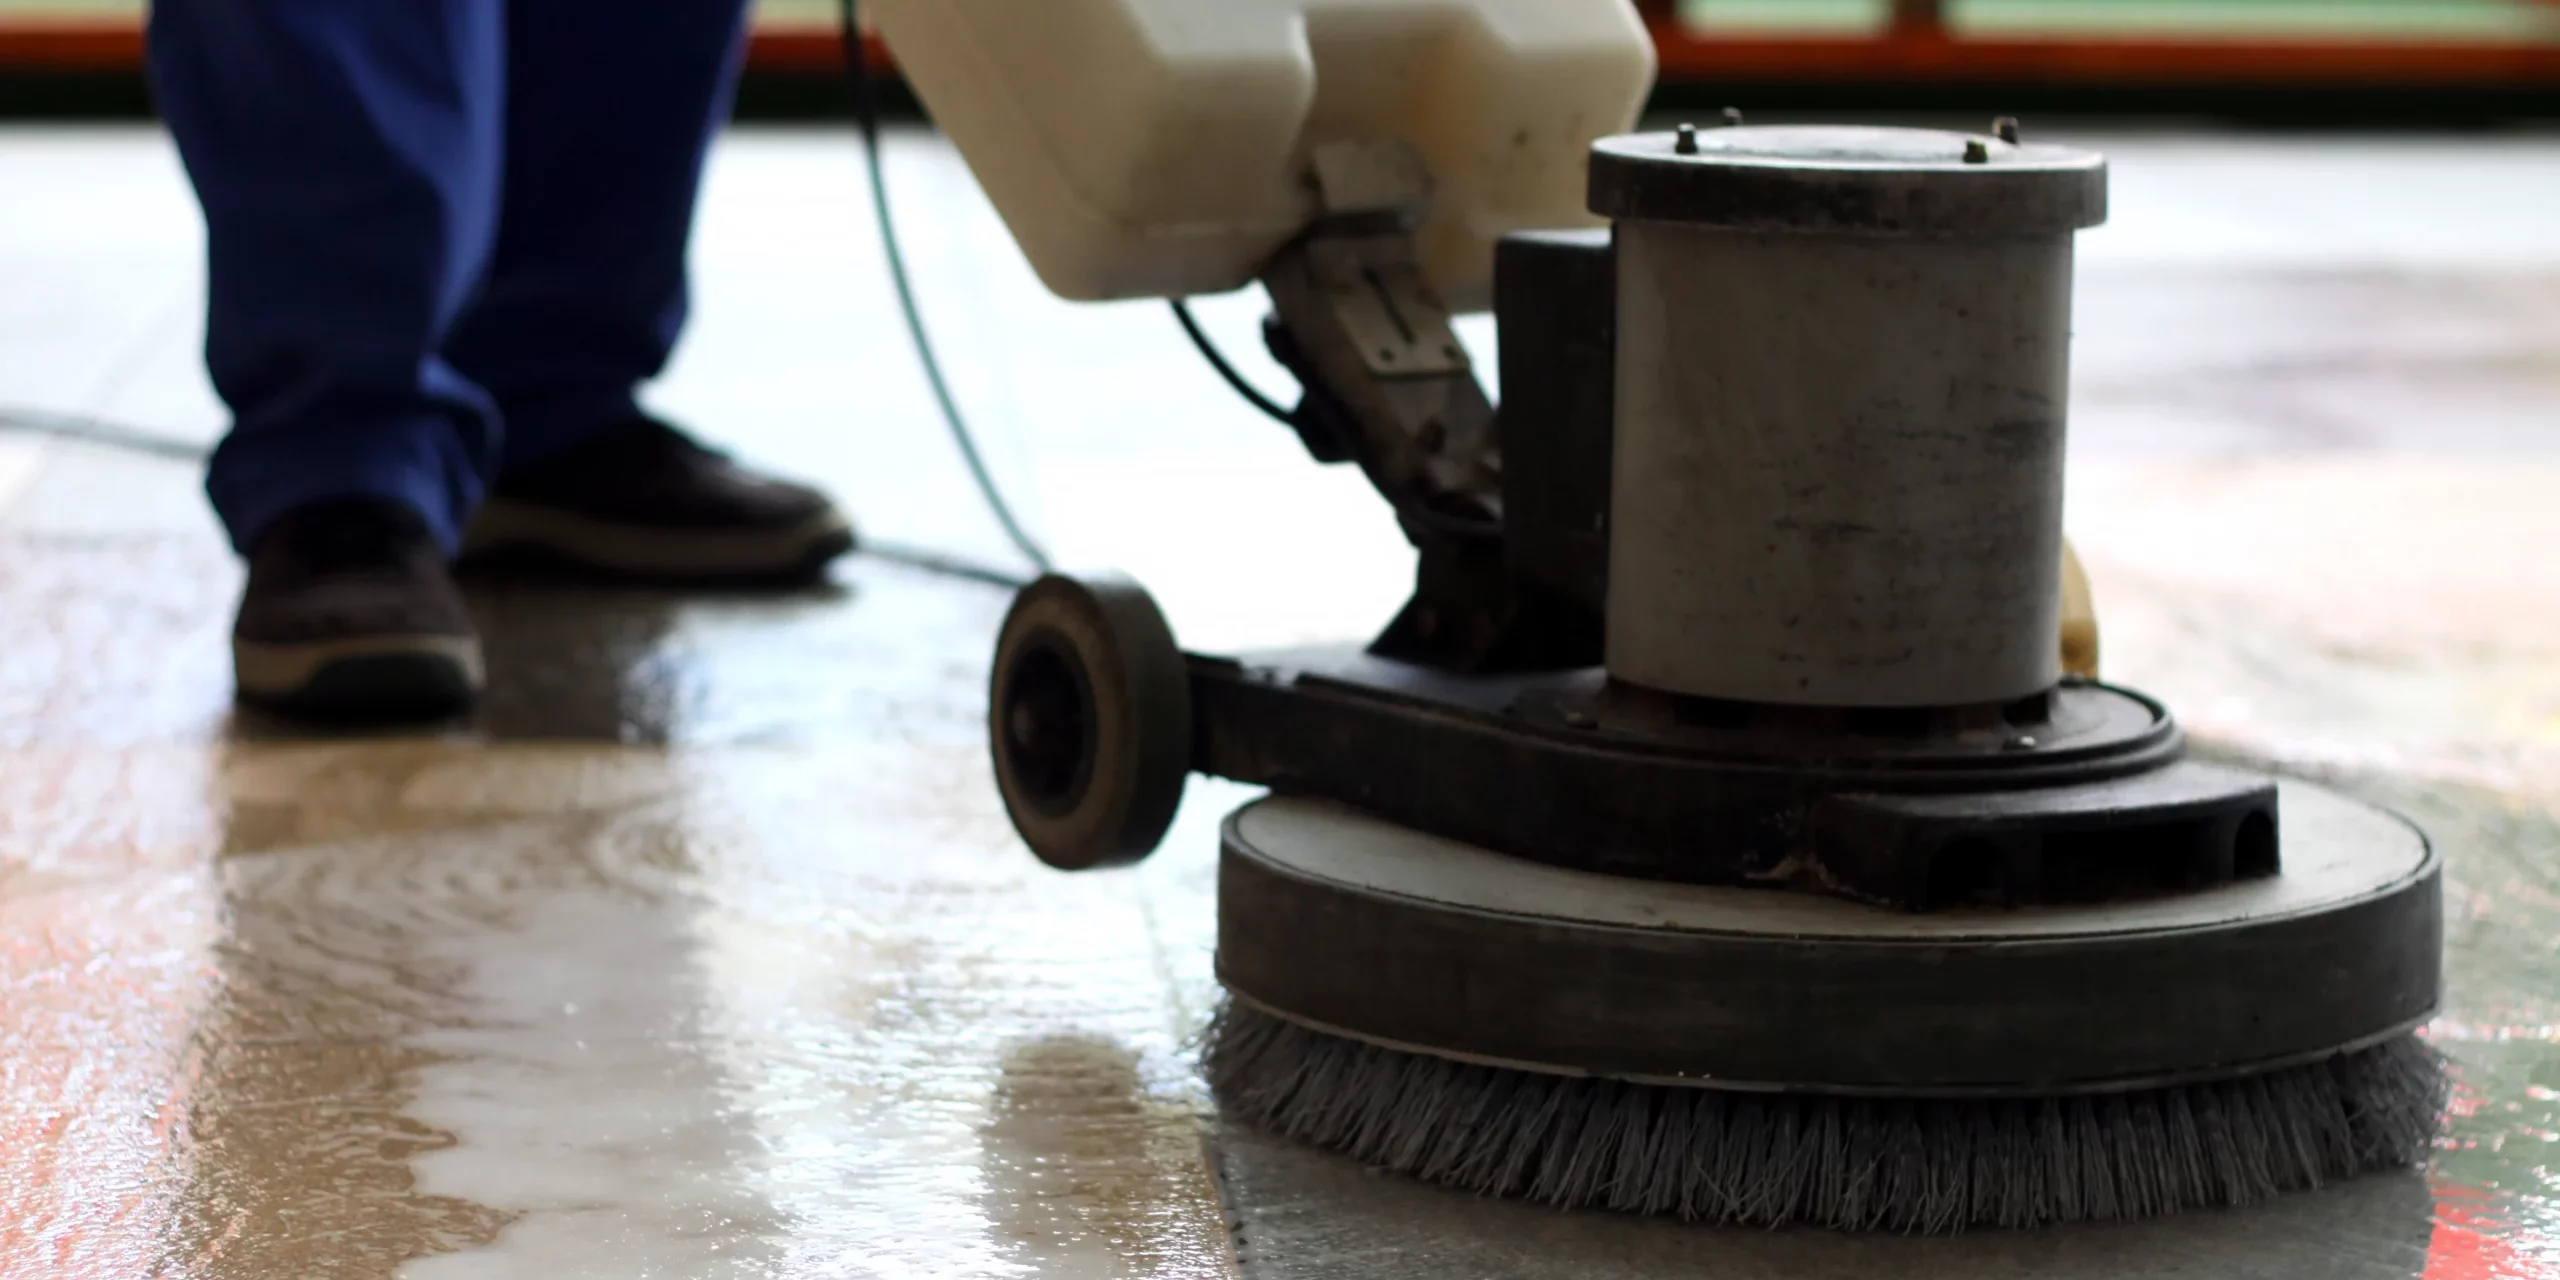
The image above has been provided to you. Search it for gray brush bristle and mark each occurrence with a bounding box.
[1203,1002,2447,1232]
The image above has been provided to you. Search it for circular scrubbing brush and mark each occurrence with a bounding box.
[1205,1005,2443,1232]
[1203,794,2446,1232]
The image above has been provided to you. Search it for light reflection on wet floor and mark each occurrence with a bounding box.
[0,720,1244,1277]
[2,126,2559,1278]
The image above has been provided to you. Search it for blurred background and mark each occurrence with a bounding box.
[3,0,2557,119]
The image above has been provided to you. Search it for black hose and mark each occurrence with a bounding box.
[1171,299,1296,428]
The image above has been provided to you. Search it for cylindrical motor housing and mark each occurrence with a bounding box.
[1590,125,2107,708]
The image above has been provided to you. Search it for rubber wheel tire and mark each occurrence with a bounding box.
[988,573,1191,871]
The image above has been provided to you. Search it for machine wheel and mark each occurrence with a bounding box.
[989,573,1191,871]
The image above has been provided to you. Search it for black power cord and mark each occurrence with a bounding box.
[1171,300,1296,428]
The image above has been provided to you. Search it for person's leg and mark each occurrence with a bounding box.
[444,0,853,583]
[149,0,507,554]
[440,0,744,465]
[149,0,504,717]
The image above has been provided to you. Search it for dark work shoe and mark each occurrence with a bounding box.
[460,417,855,585]
[233,499,485,721]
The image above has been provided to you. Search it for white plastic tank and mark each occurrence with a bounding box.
[867,0,1657,309]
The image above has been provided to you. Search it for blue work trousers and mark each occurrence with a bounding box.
[148,0,753,552]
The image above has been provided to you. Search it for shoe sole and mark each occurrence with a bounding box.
[459,501,857,585]
[234,635,485,722]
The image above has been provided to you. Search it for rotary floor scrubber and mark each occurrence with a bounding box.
[864,0,2445,1234]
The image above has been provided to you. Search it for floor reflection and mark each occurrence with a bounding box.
[164,811,519,1278]
[467,573,798,745]
[982,1035,1234,1277]
[0,848,222,1276]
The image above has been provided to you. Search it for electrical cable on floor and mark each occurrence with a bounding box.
[855,539,1032,590]
[0,405,1037,590]
[837,0,1052,577]
[0,406,214,462]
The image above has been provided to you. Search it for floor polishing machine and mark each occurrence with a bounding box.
[864,0,2447,1231]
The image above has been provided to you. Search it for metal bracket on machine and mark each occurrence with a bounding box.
[1255,141,1600,675]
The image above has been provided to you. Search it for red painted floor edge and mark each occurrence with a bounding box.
[2428,1184,2551,1280]
[0,19,2554,87]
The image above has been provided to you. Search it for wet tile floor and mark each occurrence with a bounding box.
[1,123,2558,1277]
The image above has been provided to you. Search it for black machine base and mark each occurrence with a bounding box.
[1216,789,2440,1094]
[1188,647,2276,912]
[991,575,2287,914]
